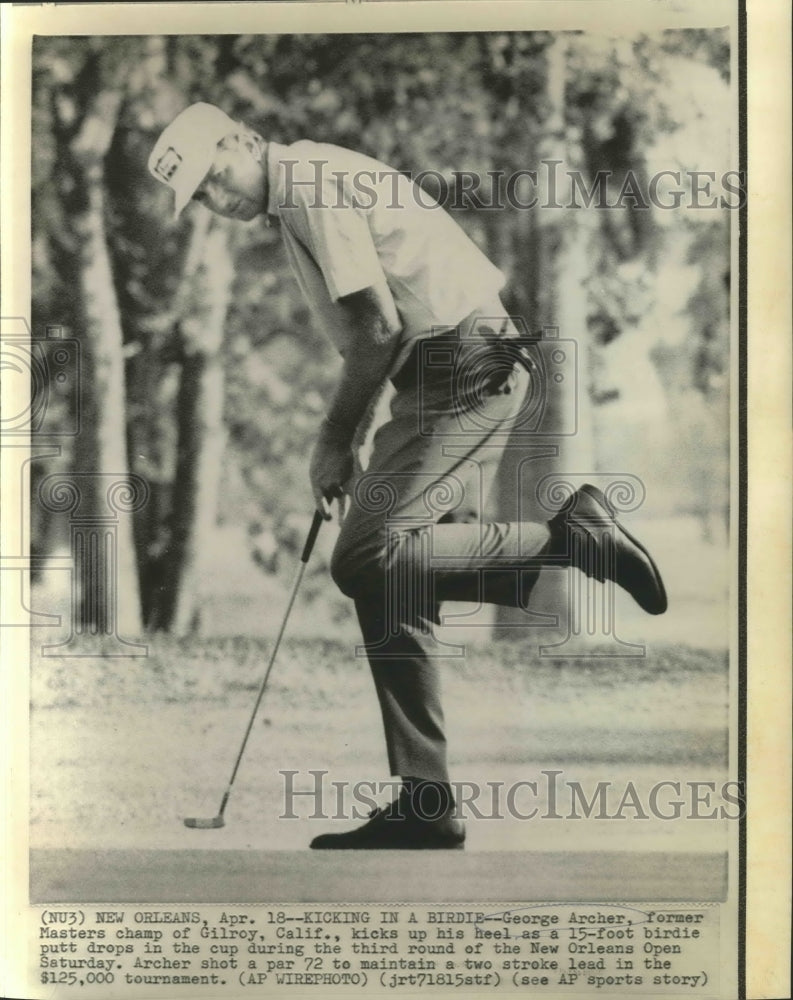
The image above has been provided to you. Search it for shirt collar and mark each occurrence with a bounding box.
[265,140,288,219]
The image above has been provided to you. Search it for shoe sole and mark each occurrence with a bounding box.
[578,484,668,615]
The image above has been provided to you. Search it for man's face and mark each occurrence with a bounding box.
[192,132,266,221]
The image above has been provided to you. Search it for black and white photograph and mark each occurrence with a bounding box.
[1,2,790,999]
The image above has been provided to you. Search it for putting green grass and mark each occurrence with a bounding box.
[30,636,731,902]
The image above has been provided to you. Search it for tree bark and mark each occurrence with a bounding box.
[154,217,233,634]
[61,80,144,636]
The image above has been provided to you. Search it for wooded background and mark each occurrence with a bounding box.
[30,30,732,638]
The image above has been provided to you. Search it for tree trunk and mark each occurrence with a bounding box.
[155,217,233,634]
[495,36,594,635]
[66,86,144,636]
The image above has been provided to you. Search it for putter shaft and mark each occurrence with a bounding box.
[183,511,323,830]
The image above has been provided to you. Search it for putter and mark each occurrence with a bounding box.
[184,509,324,829]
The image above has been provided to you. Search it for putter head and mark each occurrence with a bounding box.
[184,816,225,829]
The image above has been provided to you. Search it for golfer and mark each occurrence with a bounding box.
[150,103,667,850]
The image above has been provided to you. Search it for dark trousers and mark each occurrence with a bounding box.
[330,315,552,783]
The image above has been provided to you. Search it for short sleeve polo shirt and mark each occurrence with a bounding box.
[266,140,506,370]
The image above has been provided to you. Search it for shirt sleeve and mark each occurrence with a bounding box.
[288,173,384,302]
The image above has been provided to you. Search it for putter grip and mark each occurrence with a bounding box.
[301,510,324,563]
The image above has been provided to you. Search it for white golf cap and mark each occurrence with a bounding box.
[148,102,239,217]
